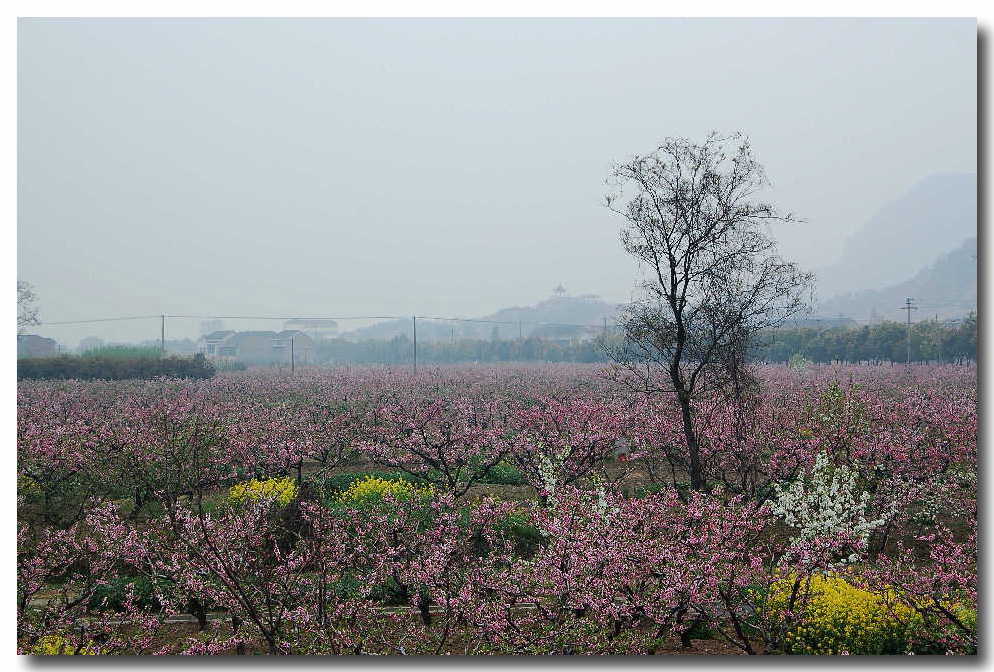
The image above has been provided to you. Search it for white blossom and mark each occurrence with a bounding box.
[771,451,893,563]
[536,440,571,503]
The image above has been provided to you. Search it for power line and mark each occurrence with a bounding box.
[37,315,162,326]
[37,307,975,332]
[164,314,404,322]
[167,313,612,329]
[899,297,918,366]
[414,316,605,329]
[38,313,614,330]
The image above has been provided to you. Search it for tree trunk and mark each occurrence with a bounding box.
[190,597,207,631]
[418,593,433,627]
[677,391,703,491]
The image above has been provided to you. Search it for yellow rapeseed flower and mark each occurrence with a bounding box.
[31,634,96,655]
[229,476,298,508]
[768,573,924,655]
[17,474,42,498]
[338,475,433,507]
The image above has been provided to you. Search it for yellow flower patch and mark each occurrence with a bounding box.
[769,573,923,655]
[229,476,298,508]
[338,475,433,507]
[31,634,96,655]
[17,475,42,498]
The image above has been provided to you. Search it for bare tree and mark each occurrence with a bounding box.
[17,281,40,333]
[604,133,813,491]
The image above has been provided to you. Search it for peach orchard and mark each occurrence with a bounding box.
[17,363,976,654]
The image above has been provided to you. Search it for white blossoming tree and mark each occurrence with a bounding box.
[771,451,893,564]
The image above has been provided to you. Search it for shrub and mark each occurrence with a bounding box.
[770,451,889,565]
[87,576,171,613]
[499,510,545,557]
[17,475,42,501]
[632,483,668,498]
[229,477,298,508]
[768,573,926,654]
[79,345,162,359]
[213,359,248,372]
[319,470,416,491]
[338,475,433,508]
[332,573,410,606]
[307,471,417,505]
[30,634,96,655]
[479,461,526,485]
[17,353,215,380]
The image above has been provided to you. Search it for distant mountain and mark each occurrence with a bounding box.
[341,294,622,342]
[816,172,976,299]
[816,237,977,322]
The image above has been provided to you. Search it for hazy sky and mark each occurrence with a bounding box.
[18,18,976,343]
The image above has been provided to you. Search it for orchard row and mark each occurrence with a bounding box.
[17,364,977,654]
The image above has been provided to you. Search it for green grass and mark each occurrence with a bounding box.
[307,471,418,506]
[79,345,163,359]
[478,461,526,485]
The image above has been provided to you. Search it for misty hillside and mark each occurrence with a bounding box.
[816,237,976,322]
[342,294,622,342]
[816,172,976,298]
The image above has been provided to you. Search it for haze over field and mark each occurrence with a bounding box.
[13,19,981,655]
[17,18,976,345]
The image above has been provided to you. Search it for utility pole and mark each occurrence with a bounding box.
[290,335,295,374]
[603,316,608,338]
[160,314,165,356]
[413,315,417,375]
[519,320,522,340]
[900,298,917,366]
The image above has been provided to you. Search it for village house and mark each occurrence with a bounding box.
[198,330,235,357]
[17,333,58,358]
[196,330,314,366]
[283,318,338,339]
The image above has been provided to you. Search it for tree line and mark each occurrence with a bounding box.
[307,314,976,366]
[17,353,216,381]
[752,313,976,364]
[312,334,608,365]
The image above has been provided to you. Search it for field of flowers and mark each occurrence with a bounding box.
[16,363,977,655]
